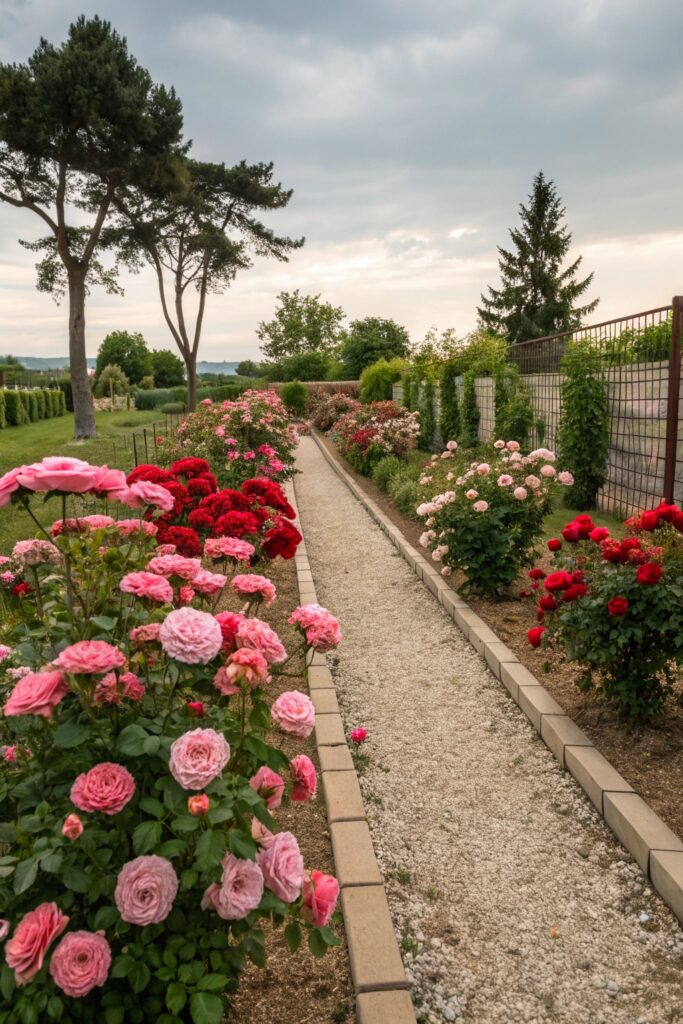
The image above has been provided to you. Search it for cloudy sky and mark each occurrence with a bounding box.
[1,0,682,361]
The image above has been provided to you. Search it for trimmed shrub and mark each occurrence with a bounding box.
[388,469,420,518]
[44,389,54,418]
[34,390,46,420]
[18,390,31,421]
[359,358,406,404]
[56,377,73,411]
[54,389,66,416]
[159,402,185,414]
[134,387,174,410]
[0,391,5,429]
[27,391,39,422]
[280,380,308,415]
[3,390,28,425]
[371,455,403,492]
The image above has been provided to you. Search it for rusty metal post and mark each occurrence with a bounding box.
[143,428,149,462]
[663,296,682,503]
[132,432,139,467]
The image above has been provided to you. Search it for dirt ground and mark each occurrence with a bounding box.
[315,429,683,841]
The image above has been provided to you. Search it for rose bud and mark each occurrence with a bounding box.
[62,814,84,840]
[188,794,210,816]
[187,701,205,717]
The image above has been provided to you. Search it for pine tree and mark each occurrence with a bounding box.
[478,172,598,344]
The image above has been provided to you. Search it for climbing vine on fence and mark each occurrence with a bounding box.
[558,339,609,509]
[439,362,460,443]
[460,372,480,448]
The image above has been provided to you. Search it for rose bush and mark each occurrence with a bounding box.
[0,457,342,1024]
[416,440,573,596]
[525,503,683,720]
[328,400,420,475]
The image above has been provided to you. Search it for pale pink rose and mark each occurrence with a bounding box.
[12,539,60,567]
[6,666,31,680]
[215,648,269,694]
[120,571,173,604]
[529,447,556,462]
[506,440,520,451]
[49,930,111,998]
[540,464,556,478]
[154,543,176,555]
[115,856,179,925]
[93,673,121,707]
[472,500,489,512]
[204,537,255,562]
[5,903,69,984]
[251,817,275,848]
[493,439,506,449]
[271,691,315,739]
[288,605,341,653]
[160,608,223,665]
[497,474,513,487]
[418,531,433,548]
[192,568,227,596]
[440,450,451,460]
[54,641,125,675]
[290,754,317,802]
[188,794,210,816]
[115,519,158,537]
[121,672,145,701]
[558,470,574,486]
[446,440,458,451]
[525,475,541,489]
[0,920,9,941]
[249,766,285,809]
[71,763,135,815]
[441,566,452,577]
[231,574,276,605]
[258,831,305,903]
[1,572,16,585]
[129,623,161,646]
[147,554,200,580]
[0,645,12,664]
[178,585,195,605]
[302,870,339,927]
[513,487,528,500]
[169,728,231,790]
[17,457,98,494]
[465,489,478,500]
[128,481,175,511]
[62,814,84,840]
[476,463,490,476]
[90,465,128,495]
[4,670,69,718]
[0,467,23,508]
[201,854,264,921]
[236,618,287,664]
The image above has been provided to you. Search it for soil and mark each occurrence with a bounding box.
[227,554,355,1024]
[314,429,683,841]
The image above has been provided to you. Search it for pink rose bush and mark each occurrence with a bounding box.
[0,441,340,1019]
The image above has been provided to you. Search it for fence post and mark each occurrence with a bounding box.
[143,429,149,462]
[663,295,683,503]
[132,432,139,468]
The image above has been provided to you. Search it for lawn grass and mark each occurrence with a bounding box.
[0,409,163,551]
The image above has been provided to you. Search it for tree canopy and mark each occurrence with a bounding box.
[478,171,598,344]
[94,330,152,386]
[257,290,345,362]
[340,316,410,378]
[151,348,185,387]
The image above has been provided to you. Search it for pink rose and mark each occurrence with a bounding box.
[302,870,339,927]
[0,467,22,507]
[472,500,489,512]
[62,814,84,840]
[540,464,556,478]
[121,672,145,701]
[169,728,231,790]
[178,585,195,605]
[5,903,69,984]
[12,539,60,567]
[0,920,9,941]
[115,519,158,537]
[290,754,317,802]
[288,605,341,653]
[235,618,287,664]
[89,465,128,496]
[497,474,513,487]
[558,470,574,485]
[3,670,69,718]
[71,763,136,815]
[493,439,506,449]
[130,623,161,646]
[271,691,315,739]
[115,855,179,925]
[513,486,528,500]
[54,641,125,675]
[251,817,275,848]
[506,440,521,451]
[249,766,285,809]
[231,573,276,605]
[525,474,541,489]
[476,463,490,476]
[215,648,269,694]
[188,794,210,816]
[465,489,478,500]
[148,558,201,582]
[350,727,367,744]
[49,930,111,998]
[120,571,173,604]
[128,481,175,511]
[160,607,223,665]
[17,457,98,494]
[201,853,264,921]
[192,568,227,596]
[204,537,255,562]
[258,831,305,903]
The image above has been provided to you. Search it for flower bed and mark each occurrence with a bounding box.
[0,447,342,1022]
[325,398,419,476]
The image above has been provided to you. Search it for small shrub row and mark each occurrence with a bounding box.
[0,388,66,427]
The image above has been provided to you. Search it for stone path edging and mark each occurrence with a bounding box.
[309,430,683,928]
[285,480,417,1024]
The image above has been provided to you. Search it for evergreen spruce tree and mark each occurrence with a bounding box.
[478,172,598,344]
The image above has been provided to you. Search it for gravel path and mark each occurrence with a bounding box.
[294,436,683,1024]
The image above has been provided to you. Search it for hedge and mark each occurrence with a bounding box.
[0,391,5,429]
[134,382,249,410]
[0,388,67,427]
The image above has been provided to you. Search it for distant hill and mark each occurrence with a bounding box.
[16,356,240,376]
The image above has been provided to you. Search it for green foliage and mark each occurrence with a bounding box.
[235,359,262,378]
[460,372,480,448]
[280,380,308,416]
[478,171,598,343]
[603,317,671,366]
[95,364,130,399]
[55,378,73,411]
[138,375,155,390]
[359,358,406,403]
[151,349,186,388]
[27,391,39,422]
[0,390,5,429]
[371,455,403,492]
[257,290,344,361]
[159,402,185,414]
[558,340,609,509]
[401,374,413,410]
[341,317,410,379]
[134,388,179,411]
[95,332,152,388]
[418,378,436,450]
[264,351,332,382]
[324,358,348,381]
[494,365,534,449]
[2,391,28,426]
[34,390,46,420]
[439,362,460,443]
[388,468,421,518]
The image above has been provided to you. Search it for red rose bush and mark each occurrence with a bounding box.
[0,455,342,1022]
[526,503,683,719]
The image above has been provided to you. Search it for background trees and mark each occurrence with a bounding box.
[478,171,598,344]
[257,290,345,362]
[340,317,410,378]
[151,348,185,387]
[94,331,152,388]
[0,16,184,436]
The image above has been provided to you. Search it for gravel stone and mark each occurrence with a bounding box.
[295,437,683,1024]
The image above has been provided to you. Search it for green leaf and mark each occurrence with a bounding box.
[128,960,150,994]
[180,869,198,890]
[111,955,135,979]
[46,996,63,1020]
[206,802,234,825]
[284,921,302,953]
[54,720,90,749]
[0,963,15,1002]
[172,814,200,832]
[133,820,162,855]
[104,1009,125,1024]
[93,905,120,931]
[319,925,341,947]
[13,857,38,895]
[166,983,187,1014]
[0,822,16,843]
[143,735,161,757]
[63,865,90,893]
[228,829,257,861]
[139,796,165,819]
[158,839,188,859]
[40,852,63,874]
[196,974,230,991]
[308,927,328,958]
[91,615,118,631]
[116,724,149,757]
[189,992,223,1024]
[195,829,225,870]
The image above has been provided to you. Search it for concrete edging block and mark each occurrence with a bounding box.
[315,713,347,747]
[356,990,417,1023]
[319,745,355,772]
[540,714,593,768]
[650,851,683,925]
[604,792,683,875]
[312,689,340,715]
[517,685,565,731]
[331,820,384,887]
[342,886,411,993]
[483,641,519,678]
[323,770,367,823]
[307,665,336,690]
[565,745,634,814]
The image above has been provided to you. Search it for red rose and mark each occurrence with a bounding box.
[589,527,610,543]
[263,519,302,560]
[187,701,205,717]
[571,570,585,583]
[126,464,174,485]
[170,457,212,479]
[636,562,662,585]
[655,501,679,523]
[537,610,545,623]
[607,596,629,616]
[621,538,641,551]
[12,582,32,597]
[528,568,546,581]
[156,526,201,557]
[672,511,683,534]
[547,538,562,552]
[562,515,594,542]
[186,478,213,499]
[187,509,215,533]
[213,511,261,538]
[539,595,557,611]
[242,478,296,519]
[527,626,545,648]
[638,510,659,532]
[544,571,573,592]
[562,583,587,602]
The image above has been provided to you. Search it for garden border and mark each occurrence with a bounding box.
[308,431,683,928]
[284,480,417,1024]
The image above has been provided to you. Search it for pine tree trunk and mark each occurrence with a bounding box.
[68,272,96,439]
[185,356,197,412]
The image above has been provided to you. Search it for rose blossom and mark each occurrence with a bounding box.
[231,573,277,605]
[608,596,629,616]
[54,641,125,675]
[476,463,490,476]
[350,727,367,744]
[506,440,521,451]
[214,648,269,694]
[49,930,111,997]
[115,856,179,925]
[202,853,264,921]
[160,607,223,664]
[493,439,505,449]
[0,920,9,941]
[115,519,158,537]
[62,814,84,840]
[192,568,227,596]
[249,766,285,809]
[147,554,200,580]
[0,467,22,507]
[17,457,98,494]
[71,763,135,816]
[258,831,306,903]
[236,618,287,664]
[446,440,458,451]
[465,489,478,499]
[497,474,513,487]
[120,571,173,604]
[188,794,210,816]
[472,500,489,512]
[5,903,69,984]
[540,464,556,478]
[12,539,60,567]
[513,486,528,500]
[215,610,245,653]
[126,481,175,511]
[129,622,161,646]
[3,670,69,718]
[302,871,339,927]
[169,728,231,789]
[557,470,574,485]
[271,691,315,738]
[289,604,342,652]
[204,537,255,562]
[290,754,317,802]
